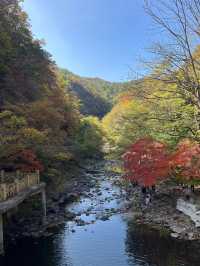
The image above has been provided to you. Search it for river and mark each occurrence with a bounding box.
[0,161,200,266]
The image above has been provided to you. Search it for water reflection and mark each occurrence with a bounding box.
[0,225,68,266]
[1,216,200,266]
[126,222,200,266]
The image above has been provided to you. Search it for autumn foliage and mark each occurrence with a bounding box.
[122,138,170,187]
[170,139,200,181]
[9,150,44,173]
[123,138,200,187]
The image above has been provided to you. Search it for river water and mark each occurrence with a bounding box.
[1,162,200,266]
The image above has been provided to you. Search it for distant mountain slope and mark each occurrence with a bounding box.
[60,69,130,117]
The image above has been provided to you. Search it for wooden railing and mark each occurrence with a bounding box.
[0,170,40,202]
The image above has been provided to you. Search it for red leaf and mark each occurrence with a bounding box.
[122,138,170,187]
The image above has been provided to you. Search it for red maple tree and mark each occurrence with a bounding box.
[122,138,171,187]
[10,149,44,172]
[170,139,200,181]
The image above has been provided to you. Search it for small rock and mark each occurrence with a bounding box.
[100,215,110,221]
[171,233,179,238]
[76,219,86,226]
[64,211,76,220]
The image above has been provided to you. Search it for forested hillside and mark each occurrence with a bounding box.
[60,69,128,117]
[3,0,200,191]
[4,0,200,261]
[0,0,105,186]
[103,0,200,189]
[0,0,55,105]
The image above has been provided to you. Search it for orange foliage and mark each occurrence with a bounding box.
[119,94,133,103]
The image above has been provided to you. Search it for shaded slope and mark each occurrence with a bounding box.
[60,69,131,117]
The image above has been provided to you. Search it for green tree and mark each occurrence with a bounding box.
[76,116,105,157]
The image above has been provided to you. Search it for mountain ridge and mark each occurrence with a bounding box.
[60,68,133,117]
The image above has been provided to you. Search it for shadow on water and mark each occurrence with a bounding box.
[0,226,68,266]
[126,222,200,266]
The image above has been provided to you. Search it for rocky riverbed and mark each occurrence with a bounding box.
[3,160,200,266]
[4,159,200,249]
[4,160,131,245]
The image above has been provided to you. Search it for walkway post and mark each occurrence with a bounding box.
[0,171,4,183]
[41,189,47,225]
[0,214,4,255]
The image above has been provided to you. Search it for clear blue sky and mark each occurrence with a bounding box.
[22,0,156,82]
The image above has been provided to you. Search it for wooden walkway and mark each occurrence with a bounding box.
[0,170,46,255]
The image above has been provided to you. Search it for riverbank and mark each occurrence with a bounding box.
[130,183,200,241]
